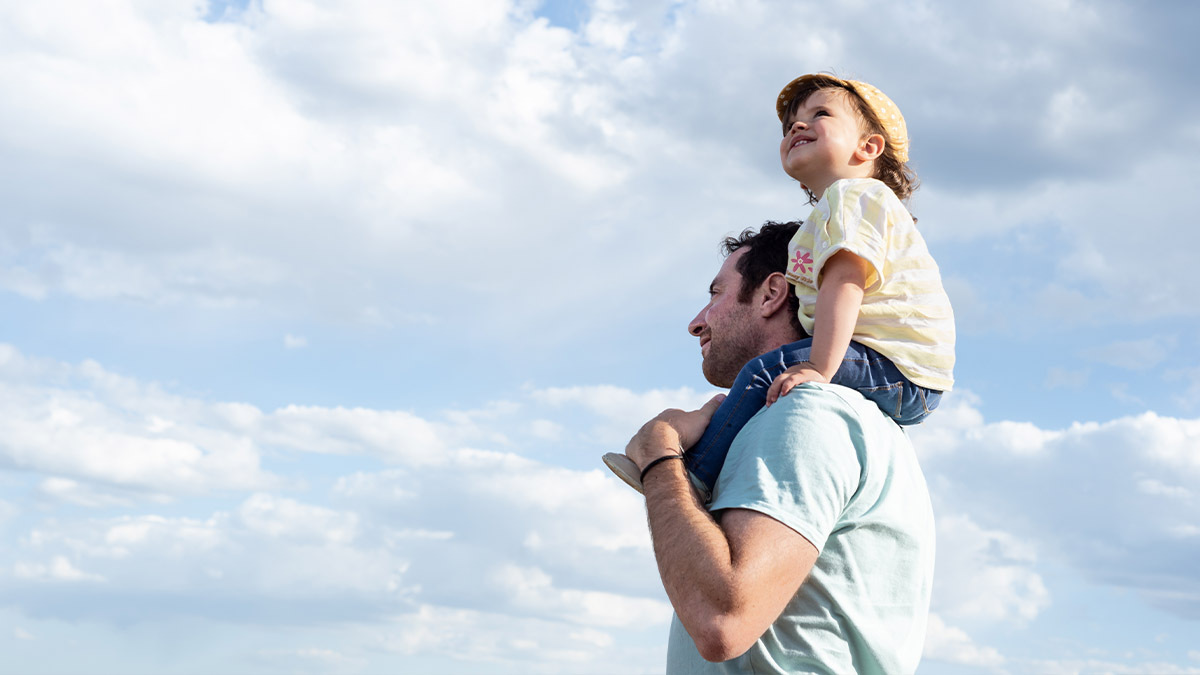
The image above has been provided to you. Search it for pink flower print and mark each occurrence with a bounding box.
[791,251,813,276]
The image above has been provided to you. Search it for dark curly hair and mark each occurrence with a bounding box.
[721,221,807,338]
[780,74,919,205]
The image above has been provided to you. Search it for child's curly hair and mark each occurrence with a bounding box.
[780,74,919,205]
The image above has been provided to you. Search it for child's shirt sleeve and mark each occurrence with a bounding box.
[809,179,898,292]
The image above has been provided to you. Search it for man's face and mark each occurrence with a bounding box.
[688,248,767,388]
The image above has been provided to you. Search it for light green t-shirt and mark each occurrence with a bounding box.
[666,383,935,675]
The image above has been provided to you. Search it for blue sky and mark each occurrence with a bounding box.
[1,0,1199,673]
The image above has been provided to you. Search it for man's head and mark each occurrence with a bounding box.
[688,222,806,387]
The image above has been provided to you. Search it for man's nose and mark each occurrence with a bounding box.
[688,312,705,336]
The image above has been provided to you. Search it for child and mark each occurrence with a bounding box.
[604,73,955,500]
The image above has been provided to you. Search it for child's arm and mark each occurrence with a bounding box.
[765,250,870,405]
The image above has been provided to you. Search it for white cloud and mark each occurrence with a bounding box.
[1027,659,1200,675]
[37,478,135,509]
[922,613,1004,668]
[0,238,285,307]
[13,555,105,583]
[375,604,665,671]
[4,342,1200,669]
[0,343,547,499]
[914,398,1200,620]
[0,0,689,332]
[236,493,359,545]
[257,405,451,464]
[931,514,1049,624]
[1041,81,1135,154]
[0,0,324,187]
[10,338,1197,662]
[0,344,280,497]
[12,502,411,610]
[532,384,719,444]
[529,418,564,440]
[488,562,670,627]
[1,0,1193,355]
[0,348,666,643]
[1137,478,1193,502]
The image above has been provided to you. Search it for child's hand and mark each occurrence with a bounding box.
[766,362,828,406]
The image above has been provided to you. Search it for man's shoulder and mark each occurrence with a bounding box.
[734,383,912,472]
[726,383,888,475]
[758,382,900,433]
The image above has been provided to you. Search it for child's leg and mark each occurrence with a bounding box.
[830,342,942,425]
[684,338,815,499]
[685,341,943,499]
[606,340,942,498]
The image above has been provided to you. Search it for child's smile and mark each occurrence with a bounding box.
[779,88,878,198]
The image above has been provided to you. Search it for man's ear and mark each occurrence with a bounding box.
[758,272,792,318]
[854,133,885,162]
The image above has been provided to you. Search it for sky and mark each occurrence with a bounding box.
[1,0,1199,672]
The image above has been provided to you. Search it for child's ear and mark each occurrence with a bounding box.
[854,133,886,162]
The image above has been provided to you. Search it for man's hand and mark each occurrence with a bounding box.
[765,361,828,406]
[626,394,726,469]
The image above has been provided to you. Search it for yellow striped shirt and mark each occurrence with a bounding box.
[785,178,955,391]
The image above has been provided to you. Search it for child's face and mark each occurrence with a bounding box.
[779,88,877,197]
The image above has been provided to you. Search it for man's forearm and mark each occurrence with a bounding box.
[643,458,736,621]
[626,418,735,610]
[641,453,754,661]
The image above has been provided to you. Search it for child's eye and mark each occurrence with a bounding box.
[814,110,830,117]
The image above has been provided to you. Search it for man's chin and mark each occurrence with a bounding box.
[701,362,736,389]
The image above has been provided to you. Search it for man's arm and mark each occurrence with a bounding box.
[627,408,820,663]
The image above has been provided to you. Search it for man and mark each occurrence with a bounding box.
[625,222,935,673]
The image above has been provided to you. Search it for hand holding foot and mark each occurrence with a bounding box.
[602,394,725,493]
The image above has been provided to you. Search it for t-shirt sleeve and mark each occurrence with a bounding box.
[708,384,863,552]
[811,180,896,292]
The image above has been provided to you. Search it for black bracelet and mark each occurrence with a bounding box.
[640,454,685,483]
